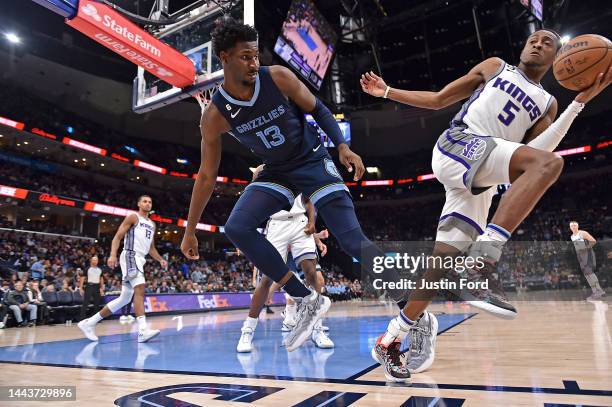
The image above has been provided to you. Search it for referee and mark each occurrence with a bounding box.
[80,255,104,320]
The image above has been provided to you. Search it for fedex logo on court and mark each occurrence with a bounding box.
[144,297,169,312]
[81,4,161,57]
[197,295,230,309]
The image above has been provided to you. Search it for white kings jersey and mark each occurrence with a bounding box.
[269,193,307,221]
[451,61,554,143]
[123,214,155,257]
[571,232,590,250]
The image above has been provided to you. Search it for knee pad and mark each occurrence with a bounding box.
[107,285,134,313]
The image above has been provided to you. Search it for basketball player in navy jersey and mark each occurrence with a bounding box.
[361,30,611,381]
[181,17,406,354]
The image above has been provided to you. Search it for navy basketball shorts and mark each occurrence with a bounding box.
[246,156,350,209]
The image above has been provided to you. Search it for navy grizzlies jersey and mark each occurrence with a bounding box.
[211,67,327,169]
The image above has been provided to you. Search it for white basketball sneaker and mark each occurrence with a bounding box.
[406,311,438,373]
[312,328,334,349]
[78,319,98,342]
[281,308,297,332]
[284,292,331,352]
[138,329,160,343]
[237,326,255,353]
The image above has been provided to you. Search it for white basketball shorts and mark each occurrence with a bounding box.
[120,250,146,288]
[265,214,317,266]
[432,128,523,249]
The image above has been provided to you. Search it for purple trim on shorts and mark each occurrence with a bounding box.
[445,130,467,146]
[436,142,471,188]
[439,212,484,235]
[436,142,471,170]
[293,251,317,264]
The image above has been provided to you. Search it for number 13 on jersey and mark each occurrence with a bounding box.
[256,125,285,149]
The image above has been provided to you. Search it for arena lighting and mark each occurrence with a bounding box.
[0,115,25,130]
[361,180,394,186]
[133,160,167,174]
[366,167,379,174]
[418,173,437,181]
[176,158,189,164]
[561,35,571,44]
[5,33,20,44]
[555,145,591,156]
[0,185,28,199]
[62,137,107,156]
[177,219,217,232]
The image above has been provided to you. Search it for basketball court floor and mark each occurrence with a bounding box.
[0,294,610,406]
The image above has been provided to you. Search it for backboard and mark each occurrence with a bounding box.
[132,0,254,113]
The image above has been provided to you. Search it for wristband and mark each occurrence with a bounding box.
[383,86,390,99]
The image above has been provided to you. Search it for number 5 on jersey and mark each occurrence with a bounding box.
[498,100,520,126]
[256,125,285,149]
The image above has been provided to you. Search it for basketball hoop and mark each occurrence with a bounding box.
[192,82,222,113]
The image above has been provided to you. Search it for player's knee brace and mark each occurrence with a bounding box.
[107,286,134,313]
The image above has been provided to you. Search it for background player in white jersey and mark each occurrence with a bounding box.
[78,195,168,343]
[361,29,611,381]
[237,165,333,352]
[570,221,604,300]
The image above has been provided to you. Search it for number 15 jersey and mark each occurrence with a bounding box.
[450,61,554,143]
[211,66,327,171]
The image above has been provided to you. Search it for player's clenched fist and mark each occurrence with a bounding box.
[181,233,200,260]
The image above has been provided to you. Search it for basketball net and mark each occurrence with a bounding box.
[193,83,222,113]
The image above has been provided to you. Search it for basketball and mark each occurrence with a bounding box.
[553,34,612,91]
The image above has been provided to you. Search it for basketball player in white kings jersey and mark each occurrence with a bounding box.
[237,165,333,352]
[570,221,605,300]
[78,195,168,343]
[361,29,611,381]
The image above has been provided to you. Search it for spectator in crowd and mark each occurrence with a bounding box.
[30,256,45,280]
[6,281,37,327]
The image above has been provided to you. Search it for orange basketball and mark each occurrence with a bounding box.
[553,34,611,91]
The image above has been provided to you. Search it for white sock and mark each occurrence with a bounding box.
[479,223,511,243]
[381,311,414,346]
[243,316,258,330]
[137,315,147,333]
[87,312,103,325]
[314,319,323,331]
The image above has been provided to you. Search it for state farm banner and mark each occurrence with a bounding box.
[66,0,195,88]
[104,292,287,314]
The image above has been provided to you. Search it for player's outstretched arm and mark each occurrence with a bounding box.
[360,57,502,110]
[525,67,611,149]
[270,65,365,180]
[108,213,138,268]
[181,104,227,260]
